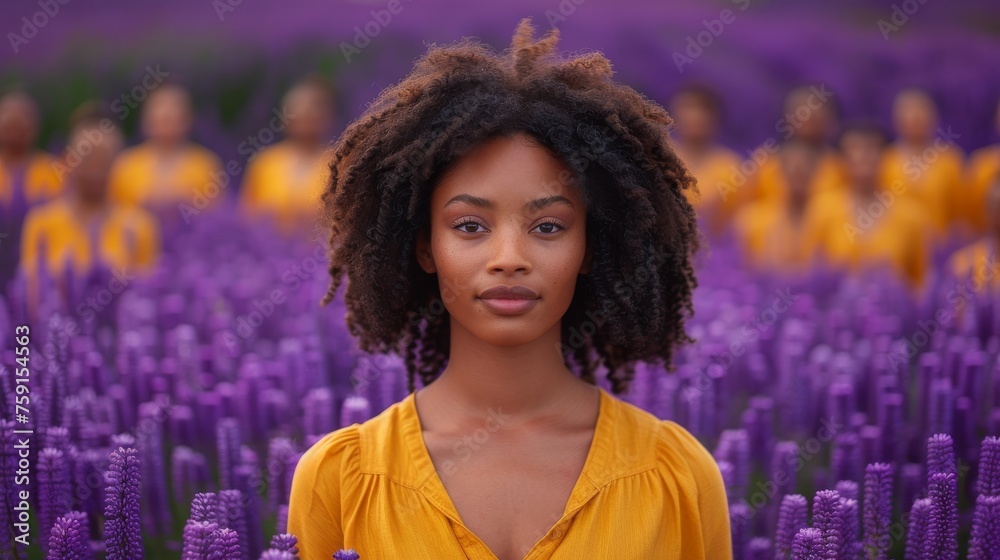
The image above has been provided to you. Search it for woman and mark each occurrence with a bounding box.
[288,18,731,560]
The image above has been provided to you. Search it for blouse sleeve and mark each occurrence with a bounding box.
[287,425,361,560]
[660,420,733,560]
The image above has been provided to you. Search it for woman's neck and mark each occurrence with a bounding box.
[426,318,591,429]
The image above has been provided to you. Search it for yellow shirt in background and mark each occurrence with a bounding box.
[877,143,964,235]
[965,144,1000,233]
[681,145,743,237]
[807,189,929,291]
[239,142,328,233]
[0,152,63,208]
[743,146,846,206]
[20,197,160,280]
[108,142,222,207]
[948,237,1000,291]
[733,200,823,274]
[288,386,732,560]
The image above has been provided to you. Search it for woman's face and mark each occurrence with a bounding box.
[416,132,592,347]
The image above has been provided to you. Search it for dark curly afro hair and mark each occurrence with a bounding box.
[319,17,701,395]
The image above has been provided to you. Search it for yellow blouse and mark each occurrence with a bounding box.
[0,152,63,208]
[20,197,160,279]
[238,142,328,233]
[877,143,964,235]
[806,189,930,291]
[108,142,222,207]
[288,386,732,560]
[743,147,846,206]
[965,144,1000,233]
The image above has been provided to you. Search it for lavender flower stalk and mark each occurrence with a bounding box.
[258,551,296,560]
[181,520,218,560]
[47,511,92,560]
[862,463,893,560]
[791,528,824,560]
[269,533,299,556]
[924,471,958,560]
[38,447,72,557]
[775,494,809,560]
[104,447,142,560]
[969,494,1000,560]
[811,489,844,559]
[206,527,241,560]
[927,433,956,476]
[333,549,360,560]
[977,436,1000,497]
[905,498,930,560]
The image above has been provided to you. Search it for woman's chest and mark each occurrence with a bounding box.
[424,432,593,560]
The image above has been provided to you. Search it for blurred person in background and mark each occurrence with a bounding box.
[239,74,334,235]
[947,179,1000,292]
[806,123,929,292]
[877,88,965,239]
[966,98,1000,234]
[742,84,846,207]
[108,82,223,226]
[668,83,741,239]
[0,89,64,295]
[733,138,825,273]
[19,103,160,321]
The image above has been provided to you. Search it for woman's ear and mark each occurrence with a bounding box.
[580,238,593,274]
[415,227,437,274]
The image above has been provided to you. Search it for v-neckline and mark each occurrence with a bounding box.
[404,385,609,558]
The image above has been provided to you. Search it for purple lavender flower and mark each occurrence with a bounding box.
[862,463,893,560]
[216,489,250,560]
[811,489,844,559]
[191,492,220,524]
[925,471,958,560]
[729,502,750,560]
[103,447,142,560]
[746,537,771,560]
[927,433,956,477]
[181,520,218,560]
[216,417,241,490]
[206,527,241,560]
[833,480,859,501]
[269,533,299,556]
[905,498,930,560]
[791,528,824,560]
[977,436,1000,498]
[47,511,92,560]
[38,447,72,556]
[333,549,360,560]
[258,551,296,560]
[775,494,808,559]
[969,494,1000,560]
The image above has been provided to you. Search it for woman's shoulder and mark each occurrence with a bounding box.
[296,423,363,480]
[607,393,721,484]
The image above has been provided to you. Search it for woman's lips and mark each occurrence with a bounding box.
[477,297,539,315]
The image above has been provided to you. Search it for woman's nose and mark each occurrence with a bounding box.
[487,223,531,275]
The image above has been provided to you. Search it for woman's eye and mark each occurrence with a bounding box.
[533,222,565,234]
[454,221,485,233]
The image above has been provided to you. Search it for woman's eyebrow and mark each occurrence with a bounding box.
[444,194,574,210]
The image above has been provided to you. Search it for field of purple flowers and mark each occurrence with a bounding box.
[2,206,1000,558]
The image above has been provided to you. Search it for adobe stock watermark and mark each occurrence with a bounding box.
[543,0,588,28]
[7,0,71,54]
[673,0,751,73]
[340,0,411,64]
[438,407,512,477]
[877,0,931,41]
[843,126,960,243]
